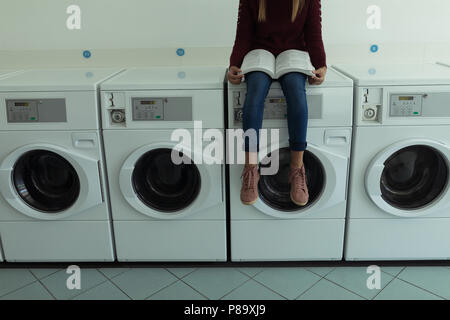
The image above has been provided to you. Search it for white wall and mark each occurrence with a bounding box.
[0,0,449,68]
[324,0,450,44]
[0,0,234,50]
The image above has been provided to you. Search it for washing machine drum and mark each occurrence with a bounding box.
[13,150,81,213]
[380,145,448,210]
[258,147,325,211]
[132,148,201,212]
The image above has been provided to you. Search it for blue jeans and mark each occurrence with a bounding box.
[243,71,308,152]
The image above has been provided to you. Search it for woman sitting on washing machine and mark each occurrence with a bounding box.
[227,0,327,206]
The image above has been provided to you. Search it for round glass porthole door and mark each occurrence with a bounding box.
[132,148,201,212]
[12,150,81,213]
[258,148,325,212]
[380,145,448,210]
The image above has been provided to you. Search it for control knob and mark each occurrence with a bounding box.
[235,109,243,122]
[111,110,125,123]
[362,105,378,121]
[364,108,376,119]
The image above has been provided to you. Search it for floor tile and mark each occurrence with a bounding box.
[305,267,335,277]
[183,268,250,300]
[8,265,450,300]
[110,268,177,300]
[222,279,285,300]
[253,268,321,300]
[236,268,264,278]
[374,278,442,300]
[325,267,393,299]
[29,268,61,279]
[380,266,405,277]
[0,269,37,297]
[40,268,107,300]
[148,280,206,300]
[98,268,131,279]
[297,279,364,300]
[397,267,450,299]
[166,268,197,279]
[0,281,54,300]
[73,281,130,300]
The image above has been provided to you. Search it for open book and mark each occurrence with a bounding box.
[240,49,315,80]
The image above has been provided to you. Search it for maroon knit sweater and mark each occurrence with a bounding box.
[229,0,326,70]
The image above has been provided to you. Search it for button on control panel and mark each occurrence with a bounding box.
[390,94,423,117]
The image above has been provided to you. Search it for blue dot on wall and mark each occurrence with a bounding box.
[85,72,94,78]
[83,50,92,59]
[368,68,377,75]
[178,71,186,79]
[176,48,185,57]
[370,45,379,53]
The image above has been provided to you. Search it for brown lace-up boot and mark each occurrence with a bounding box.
[240,165,260,205]
[289,164,309,206]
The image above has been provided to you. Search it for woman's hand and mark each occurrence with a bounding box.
[228,66,244,84]
[309,66,327,85]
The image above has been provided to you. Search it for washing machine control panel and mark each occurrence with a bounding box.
[233,93,288,122]
[132,98,165,121]
[390,94,423,117]
[232,90,322,124]
[131,97,192,121]
[6,99,67,123]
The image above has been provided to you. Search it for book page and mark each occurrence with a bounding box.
[241,49,276,79]
[275,50,315,79]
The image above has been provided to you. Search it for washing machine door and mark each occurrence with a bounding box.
[365,139,450,217]
[254,144,348,219]
[0,144,103,220]
[119,142,222,220]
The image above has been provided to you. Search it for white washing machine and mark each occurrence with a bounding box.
[0,68,123,262]
[334,63,450,260]
[0,69,24,263]
[100,66,227,261]
[227,67,354,261]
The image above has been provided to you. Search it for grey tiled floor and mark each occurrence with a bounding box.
[0,266,448,300]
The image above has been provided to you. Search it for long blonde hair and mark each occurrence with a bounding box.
[258,0,305,22]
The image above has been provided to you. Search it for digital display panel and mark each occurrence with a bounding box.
[141,101,156,105]
[399,96,414,101]
[269,98,285,103]
[15,102,29,107]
